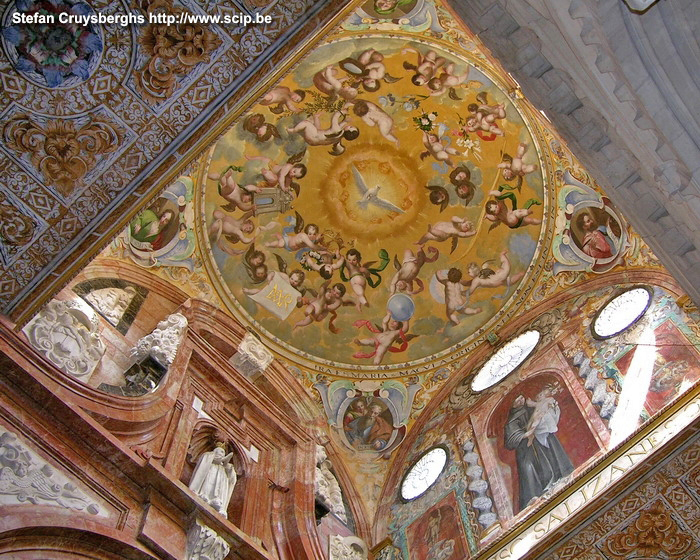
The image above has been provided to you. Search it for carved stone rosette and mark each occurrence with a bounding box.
[229,332,273,379]
[130,312,188,367]
[186,518,230,560]
[23,299,106,380]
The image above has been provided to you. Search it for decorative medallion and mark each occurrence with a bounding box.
[1,0,103,88]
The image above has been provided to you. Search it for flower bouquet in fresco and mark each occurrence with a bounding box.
[413,111,437,131]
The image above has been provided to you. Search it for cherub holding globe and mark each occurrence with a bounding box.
[352,295,417,364]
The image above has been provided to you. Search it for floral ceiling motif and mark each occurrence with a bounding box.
[1,0,103,88]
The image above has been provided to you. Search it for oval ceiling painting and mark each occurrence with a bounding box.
[200,36,548,375]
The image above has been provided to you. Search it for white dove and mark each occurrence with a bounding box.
[351,165,404,214]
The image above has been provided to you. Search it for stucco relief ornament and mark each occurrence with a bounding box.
[130,312,188,367]
[23,299,105,380]
[188,442,237,517]
[186,518,230,560]
[0,429,101,514]
[2,113,124,197]
[85,286,137,327]
[0,201,35,247]
[329,535,368,560]
[229,332,273,379]
[134,0,222,103]
[314,445,347,523]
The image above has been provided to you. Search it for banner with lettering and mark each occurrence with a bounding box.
[249,272,301,320]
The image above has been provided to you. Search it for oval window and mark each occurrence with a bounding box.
[592,287,652,339]
[471,330,541,391]
[400,447,447,501]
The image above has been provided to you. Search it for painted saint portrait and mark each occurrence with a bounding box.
[571,206,621,261]
[129,200,180,253]
[406,492,468,560]
[342,398,395,451]
[361,0,417,18]
[487,374,599,514]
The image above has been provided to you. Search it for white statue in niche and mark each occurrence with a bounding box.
[189,443,237,517]
[85,286,137,326]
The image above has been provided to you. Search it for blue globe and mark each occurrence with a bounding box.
[387,294,416,322]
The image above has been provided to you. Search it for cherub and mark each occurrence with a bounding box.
[353,312,416,365]
[294,281,352,333]
[402,48,446,86]
[421,131,460,167]
[425,185,449,212]
[417,216,476,253]
[302,249,345,280]
[466,250,525,295]
[242,113,280,142]
[348,100,399,145]
[449,166,476,205]
[436,268,482,325]
[209,209,257,255]
[341,248,390,310]
[342,248,372,310]
[286,111,359,155]
[209,167,260,213]
[242,244,267,284]
[338,49,400,92]
[260,86,305,114]
[428,62,470,97]
[484,186,542,230]
[466,92,507,138]
[313,65,358,100]
[524,384,562,447]
[247,151,307,193]
[498,142,538,185]
[265,223,323,252]
[389,246,439,294]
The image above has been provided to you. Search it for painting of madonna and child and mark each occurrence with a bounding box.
[480,374,600,515]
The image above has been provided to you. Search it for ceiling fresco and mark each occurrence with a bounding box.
[198,33,550,376]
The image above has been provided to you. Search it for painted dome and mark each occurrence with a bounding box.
[200,36,548,376]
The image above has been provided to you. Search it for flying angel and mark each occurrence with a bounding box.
[351,165,404,214]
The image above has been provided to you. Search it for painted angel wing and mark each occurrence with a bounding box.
[293,211,304,234]
[287,149,306,165]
